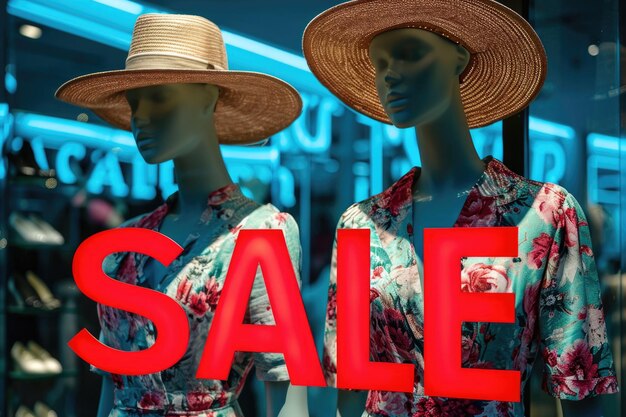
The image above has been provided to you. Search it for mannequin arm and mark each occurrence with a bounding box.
[337,389,368,417]
[96,376,114,417]
[560,396,604,417]
[265,381,309,417]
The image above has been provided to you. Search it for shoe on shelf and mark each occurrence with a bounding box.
[25,271,61,310]
[10,341,48,374]
[33,401,58,417]
[14,405,36,417]
[27,214,64,245]
[9,273,46,310]
[26,341,62,374]
[7,139,56,179]
[9,212,47,244]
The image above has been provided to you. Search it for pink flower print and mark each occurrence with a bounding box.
[326,285,337,320]
[186,390,214,411]
[378,391,409,415]
[204,277,221,312]
[188,291,210,317]
[175,277,193,304]
[528,232,557,269]
[557,206,586,249]
[461,263,511,293]
[543,347,558,367]
[136,203,168,230]
[117,255,138,285]
[456,191,497,227]
[376,171,413,217]
[533,186,566,227]
[556,339,600,399]
[138,391,165,409]
[274,212,288,225]
[207,187,232,206]
[372,266,385,279]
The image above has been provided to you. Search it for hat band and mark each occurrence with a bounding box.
[125,51,226,70]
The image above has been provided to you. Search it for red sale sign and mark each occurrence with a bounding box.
[68,226,521,401]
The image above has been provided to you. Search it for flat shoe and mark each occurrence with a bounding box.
[26,341,62,374]
[15,405,36,417]
[33,401,58,417]
[10,342,48,374]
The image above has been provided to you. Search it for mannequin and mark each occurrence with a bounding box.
[94,82,308,417]
[333,28,607,417]
[54,13,308,417]
[303,0,617,415]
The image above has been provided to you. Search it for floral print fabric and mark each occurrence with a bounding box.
[322,155,618,417]
[90,184,302,417]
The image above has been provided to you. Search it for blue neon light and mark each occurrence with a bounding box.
[56,142,87,183]
[0,104,13,180]
[222,31,308,72]
[587,133,625,154]
[7,0,330,96]
[93,0,143,15]
[529,117,575,140]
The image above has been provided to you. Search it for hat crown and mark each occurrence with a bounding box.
[125,13,228,71]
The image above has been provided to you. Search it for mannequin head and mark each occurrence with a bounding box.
[125,83,220,164]
[368,28,470,128]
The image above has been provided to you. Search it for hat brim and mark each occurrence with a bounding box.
[55,69,302,145]
[303,0,547,128]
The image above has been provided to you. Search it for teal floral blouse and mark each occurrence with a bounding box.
[90,184,301,417]
[322,155,618,417]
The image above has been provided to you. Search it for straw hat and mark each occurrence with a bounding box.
[55,14,302,145]
[302,0,547,128]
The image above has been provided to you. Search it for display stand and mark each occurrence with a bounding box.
[1,125,83,417]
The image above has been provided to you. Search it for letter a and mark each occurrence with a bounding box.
[197,229,325,386]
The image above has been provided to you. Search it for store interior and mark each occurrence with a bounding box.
[0,0,624,416]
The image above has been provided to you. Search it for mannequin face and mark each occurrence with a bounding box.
[368,28,470,128]
[125,83,219,164]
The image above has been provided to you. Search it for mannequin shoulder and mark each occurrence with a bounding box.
[117,213,150,228]
[249,203,300,232]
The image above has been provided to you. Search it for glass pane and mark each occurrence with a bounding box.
[529,0,622,415]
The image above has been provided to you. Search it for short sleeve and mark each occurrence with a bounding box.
[538,191,619,400]
[89,330,112,378]
[250,211,302,382]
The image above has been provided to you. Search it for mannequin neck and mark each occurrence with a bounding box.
[413,85,485,198]
[171,120,234,216]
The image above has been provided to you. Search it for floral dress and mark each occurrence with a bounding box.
[90,183,302,417]
[322,155,619,417]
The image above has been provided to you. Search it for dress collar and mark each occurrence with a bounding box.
[378,155,523,214]
[134,183,245,231]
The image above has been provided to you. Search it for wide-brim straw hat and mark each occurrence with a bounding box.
[303,0,547,128]
[55,14,302,145]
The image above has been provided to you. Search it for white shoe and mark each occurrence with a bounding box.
[9,213,47,244]
[33,401,57,417]
[11,342,48,374]
[27,214,64,245]
[14,405,36,417]
[26,341,62,374]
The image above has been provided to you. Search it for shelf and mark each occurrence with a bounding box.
[5,305,77,315]
[6,240,70,251]
[7,369,78,380]
[7,176,60,190]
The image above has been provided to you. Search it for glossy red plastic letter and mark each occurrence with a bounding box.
[336,229,414,392]
[69,228,190,375]
[196,229,325,386]
[424,227,520,402]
